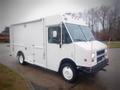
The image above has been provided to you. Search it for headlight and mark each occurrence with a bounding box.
[105,49,108,58]
[105,49,107,53]
[92,53,95,60]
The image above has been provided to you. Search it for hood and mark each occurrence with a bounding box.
[74,40,107,51]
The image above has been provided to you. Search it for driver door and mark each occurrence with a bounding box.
[46,23,74,71]
[46,25,62,71]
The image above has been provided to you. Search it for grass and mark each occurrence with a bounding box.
[0,64,30,90]
[0,41,9,43]
[104,41,120,48]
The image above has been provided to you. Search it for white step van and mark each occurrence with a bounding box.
[10,14,109,82]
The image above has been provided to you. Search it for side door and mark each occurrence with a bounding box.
[29,21,46,67]
[46,23,74,71]
[46,25,62,71]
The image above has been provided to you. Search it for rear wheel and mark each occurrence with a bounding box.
[17,53,26,65]
[60,63,77,83]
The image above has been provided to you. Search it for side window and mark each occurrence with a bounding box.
[62,24,72,44]
[48,26,61,44]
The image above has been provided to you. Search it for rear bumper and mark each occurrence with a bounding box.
[78,59,109,74]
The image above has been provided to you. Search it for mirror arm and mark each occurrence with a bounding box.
[59,43,62,48]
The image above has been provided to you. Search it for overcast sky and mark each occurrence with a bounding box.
[0,0,114,32]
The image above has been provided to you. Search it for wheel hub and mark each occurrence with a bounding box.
[19,55,23,64]
[62,66,73,80]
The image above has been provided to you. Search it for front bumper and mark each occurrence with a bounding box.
[78,59,109,74]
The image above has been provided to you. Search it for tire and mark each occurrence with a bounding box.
[17,53,26,65]
[60,63,77,83]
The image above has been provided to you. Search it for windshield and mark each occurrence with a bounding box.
[65,23,95,42]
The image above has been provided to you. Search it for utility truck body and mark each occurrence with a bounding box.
[10,14,109,82]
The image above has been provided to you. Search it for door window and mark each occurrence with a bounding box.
[48,26,61,44]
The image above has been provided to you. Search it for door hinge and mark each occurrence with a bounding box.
[43,52,45,59]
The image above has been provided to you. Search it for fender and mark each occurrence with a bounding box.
[58,58,77,72]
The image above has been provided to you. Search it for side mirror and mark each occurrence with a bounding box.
[53,31,57,38]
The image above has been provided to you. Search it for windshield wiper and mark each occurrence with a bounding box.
[74,39,86,42]
[88,37,95,41]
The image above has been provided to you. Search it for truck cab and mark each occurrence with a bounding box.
[46,14,109,82]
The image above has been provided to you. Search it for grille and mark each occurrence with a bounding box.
[97,49,105,62]
[97,55,105,62]
[97,49,105,56]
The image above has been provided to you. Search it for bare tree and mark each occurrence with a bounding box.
[96,6,110,31]
[107,0,120,40]
[84,3,120,41]
[83,8,99,32]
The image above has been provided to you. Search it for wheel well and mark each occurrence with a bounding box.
[58,58,77,72]
[17,51,25,60]
[17,51,25,58]
[17,51,24,56]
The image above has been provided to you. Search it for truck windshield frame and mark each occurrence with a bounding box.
[65,23,95,42]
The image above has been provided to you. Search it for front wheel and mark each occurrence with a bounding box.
[60,63,77,83]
